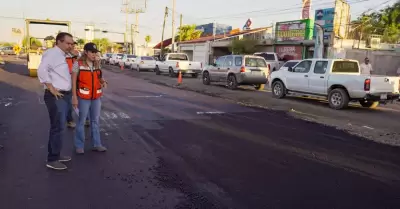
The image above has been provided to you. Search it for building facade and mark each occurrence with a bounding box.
[196,23,233,37]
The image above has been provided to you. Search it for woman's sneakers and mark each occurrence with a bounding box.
[46,156,71,170]
[92,146,107,152]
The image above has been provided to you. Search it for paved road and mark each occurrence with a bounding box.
[1,59,400,209]
[103,63,400,146]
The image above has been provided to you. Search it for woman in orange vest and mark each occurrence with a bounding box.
[71,43,107,154]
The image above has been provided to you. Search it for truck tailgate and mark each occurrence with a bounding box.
[178,61,201,70]
[370,76,399,93]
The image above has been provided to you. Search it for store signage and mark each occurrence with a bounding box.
[314,8,335,40]
[275,19,312,42]
[276,45,303,60]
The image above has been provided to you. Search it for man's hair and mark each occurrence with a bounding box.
[56,32,73,45]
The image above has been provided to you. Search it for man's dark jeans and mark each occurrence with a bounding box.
[44,90,71,162]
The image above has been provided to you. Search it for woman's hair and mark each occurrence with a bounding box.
[78,51,100,69]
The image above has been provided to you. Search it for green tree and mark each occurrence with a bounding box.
[0,42,15,47]
[175,24,202,42]
[22,36,42,49]
[229,38,258,55]
[76,38,85,45]
[92,38,111,53]
[145,35,152,47]
[112,43,123,53]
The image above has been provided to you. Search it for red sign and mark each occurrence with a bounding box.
[302,0,311,19]
[276,45,303,60]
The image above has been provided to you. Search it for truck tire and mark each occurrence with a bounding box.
[203,72,210,85]
[359,100,379,108]
[169,68,176,77]
[192,73,198,78]
[328,88,349,110]
[272,81,286,98]
[155,66,161,75]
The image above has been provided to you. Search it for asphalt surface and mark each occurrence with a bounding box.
[1,57,400,209]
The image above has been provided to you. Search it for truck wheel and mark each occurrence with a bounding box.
[203,72,210,85]
[155,66,161,75]
[272,81,286,98]
[137,65,140,72]
[227,74,238,90]
[359,100,379,108]
[254,84,265,91]
[192,73,198,78]
[169,68,175,77]
[328,88,349,110]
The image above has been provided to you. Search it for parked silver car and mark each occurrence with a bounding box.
[202,55,269,90]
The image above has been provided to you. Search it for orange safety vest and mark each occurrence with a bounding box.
[76,60,103,100]
[66,56,77,73]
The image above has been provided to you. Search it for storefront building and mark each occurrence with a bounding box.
[274,19,314,60]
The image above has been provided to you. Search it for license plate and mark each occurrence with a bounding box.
[380,94,387,99]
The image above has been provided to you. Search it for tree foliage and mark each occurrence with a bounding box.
[229,38,258,55]
[350,1,400,43]
[92,38,111,53]
[22,36,42,49]
[145,35,152,47]
[175,24,202,42]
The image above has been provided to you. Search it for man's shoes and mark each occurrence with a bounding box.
[75,148,84,154]
[59,156,72,162]
[46,161,67,170]
[67,122,76,128]
[85,120,90,127]
[92,146,107,152]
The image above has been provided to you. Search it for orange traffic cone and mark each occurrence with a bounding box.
[177,71,182,85]
[120,64,124,71]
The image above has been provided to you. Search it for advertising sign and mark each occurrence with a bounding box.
[11,28,22,37]
[243,18,252,30]
[275,45,303,60]
[334,0,350,38]
[314,8,335,40]
[302,0,311,19]
[275,19,313,42]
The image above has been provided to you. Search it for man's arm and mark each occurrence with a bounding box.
[37,51,57,92]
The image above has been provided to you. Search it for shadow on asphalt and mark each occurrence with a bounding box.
[2,62,30,77]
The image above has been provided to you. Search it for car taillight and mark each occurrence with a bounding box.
[240,66,245,72]
[268,64,271,70]
[176,62,179,68]
[364,78,371,91]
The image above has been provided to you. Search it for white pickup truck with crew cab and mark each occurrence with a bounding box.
[253,52,284,72]
[155,53,203,78]
[270,58,400,109]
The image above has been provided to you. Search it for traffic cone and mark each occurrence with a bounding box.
[120,64,124,71]
[177,71,182,85]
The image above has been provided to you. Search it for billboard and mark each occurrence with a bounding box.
[302,0,311,19]
[275,19,313,42]
[276,45,303,60]
[334,0,350,38]
[314,8,335,40]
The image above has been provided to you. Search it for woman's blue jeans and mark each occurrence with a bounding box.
[74,98,102,149]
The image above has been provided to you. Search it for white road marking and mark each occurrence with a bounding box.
[196,111,225,115]
[362,125,374,130]
[128,95,163,98]
[118,112,130,119]
[4,102,12,107]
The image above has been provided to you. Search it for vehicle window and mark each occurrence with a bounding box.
[293,60,312,73]
[141,56,154,60]
[215,57,226,67]
[245,57,267,67]
[332,61,359,73]
[168,54,188,61]
[283,61,299,68]
[127,55,136,58]
[223,56,233,67]
[234,57,242,66]
[106,54,112,57]
[254,53,275,61]
[314,61,328,74]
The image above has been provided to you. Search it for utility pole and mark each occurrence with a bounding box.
[171,0,176,52]
[179,14,183,42]
[121,0,145,54]
[161,7,168,57]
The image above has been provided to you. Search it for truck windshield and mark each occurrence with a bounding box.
[254,53,275,61]
[168,54,188,61]
[245,57,267,67]
[332,61,359,73]
[127,55,136,58]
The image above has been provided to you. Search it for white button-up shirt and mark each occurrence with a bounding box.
[37,46,71,91]
[360,63,373,75]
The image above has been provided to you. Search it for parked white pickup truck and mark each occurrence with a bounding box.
[253,52,284,72]
[270,58,400,109]
[155,53,203,78]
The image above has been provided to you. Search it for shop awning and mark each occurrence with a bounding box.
[153,38,172,49]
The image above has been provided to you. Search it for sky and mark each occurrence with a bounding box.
[0,0,395,46]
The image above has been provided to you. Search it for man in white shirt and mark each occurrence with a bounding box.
[360,57,373,75]
[37,32,74,170]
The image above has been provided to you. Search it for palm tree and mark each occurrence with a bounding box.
[92,38,111,53]
[144,35,151,47]
[175,24,202,42]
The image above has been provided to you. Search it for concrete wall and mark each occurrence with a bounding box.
[345,49,400,76]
